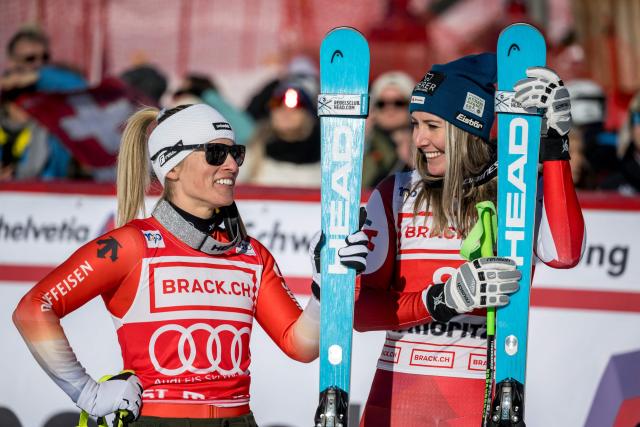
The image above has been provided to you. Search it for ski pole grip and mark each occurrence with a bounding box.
[76,411,90,427]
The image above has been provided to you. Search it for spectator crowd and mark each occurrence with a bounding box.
[1,25,639,194]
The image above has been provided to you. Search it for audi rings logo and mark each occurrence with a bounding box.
[149,323,251,376]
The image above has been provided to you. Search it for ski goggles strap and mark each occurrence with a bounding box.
[317,93,369,117]
[462,158,498,187]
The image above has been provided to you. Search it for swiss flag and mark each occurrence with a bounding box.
[17,78,146,167]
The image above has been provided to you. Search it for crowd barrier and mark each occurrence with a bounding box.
[0,182,639,426]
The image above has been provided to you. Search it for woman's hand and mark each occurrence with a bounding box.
[514,67,572,137]
[76,371,142,421]
[308,208,370,300]
[442,257,521,313]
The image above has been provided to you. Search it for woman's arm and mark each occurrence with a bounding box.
[513,67,586,269]
[12,225,142,403]
[536,160,586,268]
[354,282,433,331]
[353,177,435,331]
[253,241,319,363]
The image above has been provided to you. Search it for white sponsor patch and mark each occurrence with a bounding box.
[142,230,165,248]
[495,91,532,114]
[463,92,485,117]
[235,240,255,255]
[317,94,367,116]
[411,95,426,104]
[150,264,257,312]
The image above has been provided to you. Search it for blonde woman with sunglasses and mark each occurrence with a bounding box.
[13,104,366,426]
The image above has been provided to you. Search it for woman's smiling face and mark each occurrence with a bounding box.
[165,138,239,216]
[411,111,447,177]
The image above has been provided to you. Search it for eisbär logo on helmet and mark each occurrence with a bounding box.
[455,112,484,130]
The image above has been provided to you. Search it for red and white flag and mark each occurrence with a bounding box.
[18,78,145,167]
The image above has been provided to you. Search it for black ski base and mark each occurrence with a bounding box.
[314,386,349,427]
[488,378,525,427]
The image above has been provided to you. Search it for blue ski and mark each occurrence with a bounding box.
[492,23,546,426]
[315,27,369,427]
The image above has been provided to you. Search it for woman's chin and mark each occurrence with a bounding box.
[207,194,234,209]
[218,197,234,207]
[427,164,446,177]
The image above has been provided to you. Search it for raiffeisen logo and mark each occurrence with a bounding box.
[328,126,353,275]
[505,117,529,266]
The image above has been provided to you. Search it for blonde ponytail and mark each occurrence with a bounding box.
[116,107,159,226]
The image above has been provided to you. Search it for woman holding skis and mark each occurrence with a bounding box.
[13,103,366,426]
[353,53,585,426]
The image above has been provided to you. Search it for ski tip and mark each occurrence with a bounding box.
[496,21,546,81]
[319,26,370,93]
[497,22,544,40]
[322,26,368,48]
[324,26,365,38]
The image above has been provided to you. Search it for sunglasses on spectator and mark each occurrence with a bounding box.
[16,52,50,64]
[375,99,409,109]
[151,142,246,166]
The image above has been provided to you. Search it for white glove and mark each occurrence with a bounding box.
[513,67,572,136]
[337,231,369,272]
[443,257,521,313]
[76,372,142,420]
[309,229,370,300]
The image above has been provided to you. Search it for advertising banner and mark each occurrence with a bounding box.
[1,184,639,427]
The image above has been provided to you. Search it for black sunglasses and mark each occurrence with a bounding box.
[151,142,245,167]
[375,99,409,109]
[18,52,50,64]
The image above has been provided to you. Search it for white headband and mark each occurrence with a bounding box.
[149,104,235,185]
